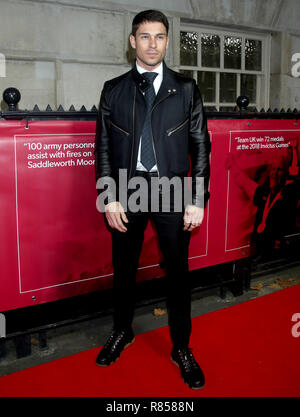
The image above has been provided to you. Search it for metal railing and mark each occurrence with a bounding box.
[1,87,300,121]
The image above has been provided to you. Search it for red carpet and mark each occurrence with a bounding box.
[1,285,300,397]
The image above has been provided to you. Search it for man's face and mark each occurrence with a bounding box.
[269,163,287,191]
[130,21,169,71]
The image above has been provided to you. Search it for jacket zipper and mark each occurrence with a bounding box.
[129,86,137,178]
[150,92,173,178]
[111,121,129,136]
[167,118,189,136]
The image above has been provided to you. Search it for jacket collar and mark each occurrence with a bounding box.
[132,61,178,100]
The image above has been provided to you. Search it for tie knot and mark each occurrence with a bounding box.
[143,72,158,84]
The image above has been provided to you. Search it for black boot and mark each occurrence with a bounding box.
[96,328,135,366]
[171,347,205,389]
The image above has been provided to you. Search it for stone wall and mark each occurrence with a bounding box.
[0,0,299,110]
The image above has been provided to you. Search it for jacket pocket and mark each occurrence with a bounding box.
[111,121,130,137]
[166,118,189,137]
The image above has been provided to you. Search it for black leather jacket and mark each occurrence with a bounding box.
[95,61,211,206]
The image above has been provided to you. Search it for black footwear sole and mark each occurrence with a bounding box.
[96,337,135,367]
[170,356,205,390]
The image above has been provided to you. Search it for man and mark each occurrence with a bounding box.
[252,157,299,259]
[94,10,210,390]
[228,152,299,260]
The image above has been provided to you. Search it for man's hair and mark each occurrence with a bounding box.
[131,10,169,37]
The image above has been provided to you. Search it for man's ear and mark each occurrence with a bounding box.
[129,34,136,49]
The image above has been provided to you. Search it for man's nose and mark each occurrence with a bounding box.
[149,36,157,48]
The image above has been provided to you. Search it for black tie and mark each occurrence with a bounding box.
[141,72,158,171]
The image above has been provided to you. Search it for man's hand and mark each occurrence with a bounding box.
[105,202,128,233]
[183,205,204,231]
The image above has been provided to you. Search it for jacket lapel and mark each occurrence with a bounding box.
[131,61,179,142]
[132,61,179,106]
[153,62,178,106]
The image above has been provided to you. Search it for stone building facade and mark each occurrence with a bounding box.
[0,0,299,111]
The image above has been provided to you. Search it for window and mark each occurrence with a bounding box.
[179,26,270,111]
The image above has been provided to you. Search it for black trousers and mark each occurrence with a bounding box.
[111,172,192,349]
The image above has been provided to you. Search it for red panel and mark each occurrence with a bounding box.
[0,119,299,311]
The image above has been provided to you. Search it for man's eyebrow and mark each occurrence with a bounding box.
[138,32,167,35]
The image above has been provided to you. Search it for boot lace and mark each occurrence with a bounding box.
[105,330,126,351]
[178,348,199,372]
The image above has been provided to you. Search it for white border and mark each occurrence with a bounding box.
[188,130,212,260]
[14,132,210,294]
[225,129,300,252]
[14,133,103,294]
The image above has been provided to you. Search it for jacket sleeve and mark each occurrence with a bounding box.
[188,79,211,208]
[94,82,116,203]
[95,82,112,182]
